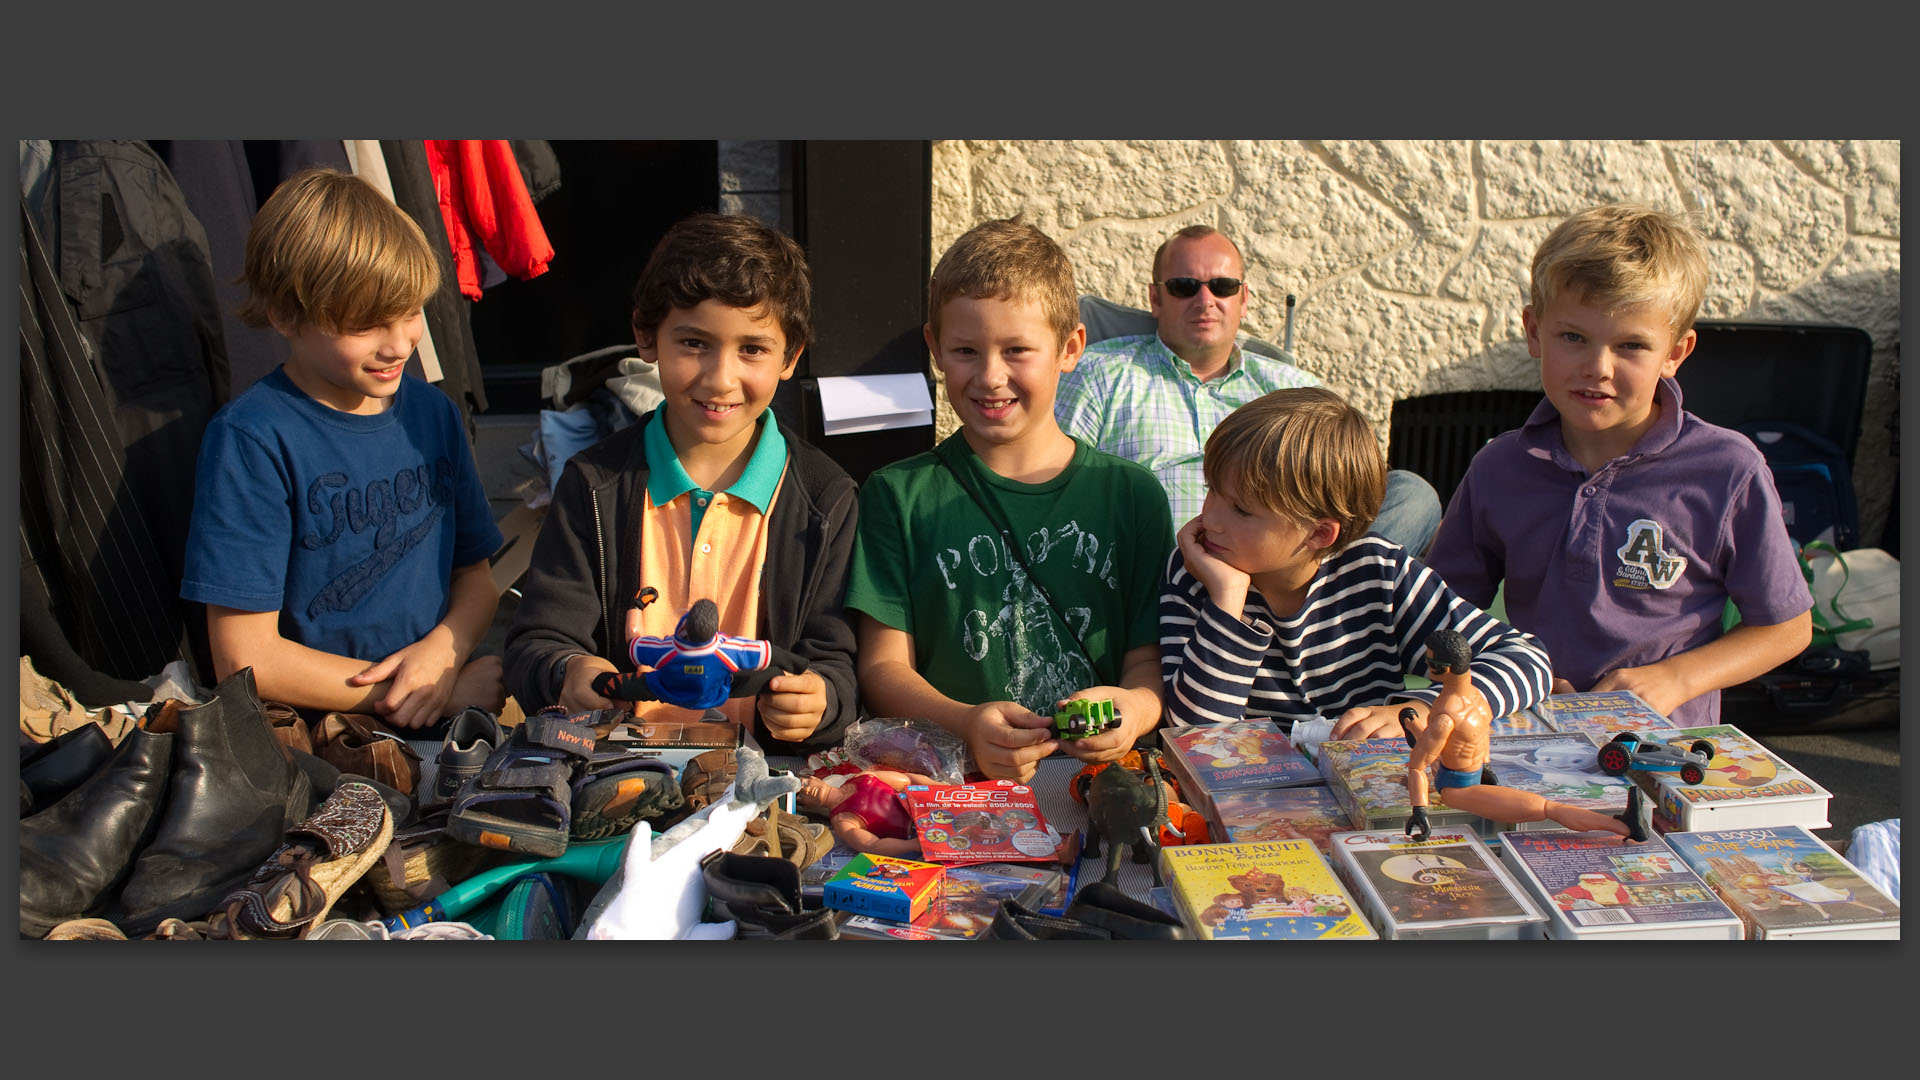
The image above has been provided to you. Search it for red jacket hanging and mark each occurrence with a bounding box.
[424,140,554,300]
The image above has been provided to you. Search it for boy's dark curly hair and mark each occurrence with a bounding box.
[630,213,812,359]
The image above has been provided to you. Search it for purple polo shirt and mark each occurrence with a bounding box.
[1425,377,1811,728]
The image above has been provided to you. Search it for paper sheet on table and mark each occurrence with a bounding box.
[817,373,933,435]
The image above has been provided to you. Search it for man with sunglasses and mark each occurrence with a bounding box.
[1057,225,1442,554]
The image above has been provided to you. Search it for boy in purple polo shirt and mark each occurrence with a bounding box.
[1421,204,1812,730]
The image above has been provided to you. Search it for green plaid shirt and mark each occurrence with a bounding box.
[1056,334,1320,525]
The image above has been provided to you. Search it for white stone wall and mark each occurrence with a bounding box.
[928,140,1901,545]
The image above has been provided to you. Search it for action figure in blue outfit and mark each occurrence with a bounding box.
[593,598,808,710]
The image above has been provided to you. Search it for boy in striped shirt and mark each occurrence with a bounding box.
[1159,387,1550,740]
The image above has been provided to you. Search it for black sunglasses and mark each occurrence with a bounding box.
[1154,276,1244,299]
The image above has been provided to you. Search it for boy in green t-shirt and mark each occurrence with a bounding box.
[844,218,1175,782]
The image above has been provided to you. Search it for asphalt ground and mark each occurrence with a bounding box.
[1750,725,1902,848]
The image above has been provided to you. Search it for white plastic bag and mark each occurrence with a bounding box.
[1804,543,1900,670]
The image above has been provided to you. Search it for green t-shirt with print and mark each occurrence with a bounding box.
[845,434,1173,715]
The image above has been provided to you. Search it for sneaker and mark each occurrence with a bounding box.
[432,707,505,805]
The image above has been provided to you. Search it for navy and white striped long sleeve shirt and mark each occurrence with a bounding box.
[1159,536,1552,729]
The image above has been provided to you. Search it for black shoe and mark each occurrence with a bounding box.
[701,849,800,915]
[108,668,312,936]
[1064,881,1188,941]
[19,728,174,938]
[749,905,840,940]
[983,899,1111,940]
[20,722,116,814]
[698,850,836,939]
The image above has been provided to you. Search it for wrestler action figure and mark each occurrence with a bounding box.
[1404,629,1647,844]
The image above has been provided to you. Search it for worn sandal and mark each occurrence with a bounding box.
[570,751,684,841]
[446,711,595,858]
[733,803,832,870]
[365,804,504,915]
[218,781,394,940]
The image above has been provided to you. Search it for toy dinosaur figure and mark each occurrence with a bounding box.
[1076,747,1178,887]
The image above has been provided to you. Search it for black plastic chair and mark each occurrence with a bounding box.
[1386,390,1541,509]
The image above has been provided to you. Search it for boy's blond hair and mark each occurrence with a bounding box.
[239,169,440,335]
[1204,387,1385,555]
[1529,204,1709,336]
[927,217,1079,347]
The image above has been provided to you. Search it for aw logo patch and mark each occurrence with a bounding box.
[1613,518,1685,590]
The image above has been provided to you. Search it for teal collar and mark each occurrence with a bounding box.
[644,409,788,513]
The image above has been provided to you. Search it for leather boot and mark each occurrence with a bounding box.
[699,849,840,939]
[19,727,175,938]
[20,722,115,815]
[108,668,311,936]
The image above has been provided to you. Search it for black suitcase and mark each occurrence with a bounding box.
[1680,321,1894,732]
[1718,646,1899,733]
[1677,320,1874,464]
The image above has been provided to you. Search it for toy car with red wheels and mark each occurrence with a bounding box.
[1595,732,1715,785]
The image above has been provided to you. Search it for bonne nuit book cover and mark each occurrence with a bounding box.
[1159,840,1377,941]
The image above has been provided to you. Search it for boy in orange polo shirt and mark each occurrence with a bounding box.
[504,214,859,752]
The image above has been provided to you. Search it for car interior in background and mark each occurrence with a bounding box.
[1595,732,1716,785]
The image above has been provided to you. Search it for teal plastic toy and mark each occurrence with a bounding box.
[383,833,632,933]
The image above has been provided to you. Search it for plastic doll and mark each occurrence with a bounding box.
[593,598,809,709]
[1404,630,1648,843]
[797,768,938,858]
